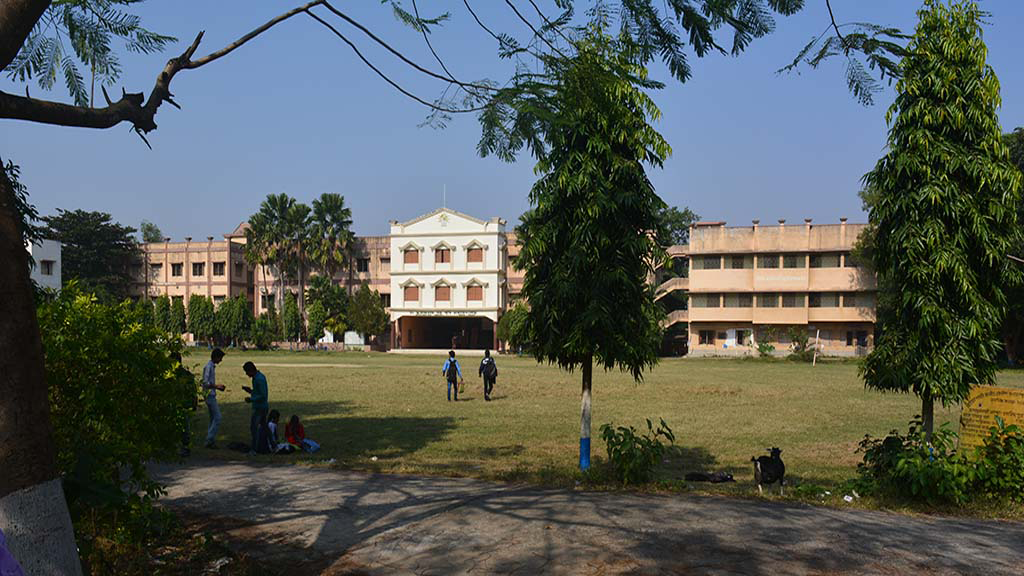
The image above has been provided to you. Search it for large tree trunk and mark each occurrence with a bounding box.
[921,393,934,444]
[579,355,593,470]
[0,162,82,574]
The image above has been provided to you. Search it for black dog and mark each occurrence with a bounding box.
[751,447,785,495]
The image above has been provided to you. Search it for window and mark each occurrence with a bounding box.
[691,293,720,308]
[844,253,861,268]
[694,255,721,270]
[467,247,484,263]
[356,258,370,272]
[783,254,804,269]
[717,331,728,340]
[810,253,841,268]
[261,294,273,309]
[842,293,860,308]
[235,262,244,278]
[723,293,753,308]
[782,293,804,308]
[727,255,752,269]
[699,330,715,345]
[819,330,831,344]
[213,262,226,276]
[192,262,205,276]
[809,293,840,308]
[40,260,55,276]
[757,293,778,308]
[435,285,451,301]
[467,285,483,301]
[846,331,868,347]
[380,258,390,271]
[150,262,162,277]
[380,293,391,308]
[435,248,451,264]
[404,249,419,264]
[171,263,183,277]
[758,254,779,269]
[404,285,420,302]
[736,330,751,346]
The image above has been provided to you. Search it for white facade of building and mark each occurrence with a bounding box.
[389,208,507,349]
[26,239,61,291]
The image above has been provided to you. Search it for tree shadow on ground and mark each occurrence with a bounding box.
[207,400,457,462]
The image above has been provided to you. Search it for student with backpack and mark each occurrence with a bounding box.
[442,350,463,401]
[479,349,498,401]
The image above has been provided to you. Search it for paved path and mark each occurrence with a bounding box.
[152,462,1024,575]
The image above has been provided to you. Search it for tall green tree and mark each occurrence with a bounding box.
[306,274,348,336]
[187,294,215,344]
[139,220,163,243]
[282,290,302,344]
[306,299,327,345]
[215,294,252,347]
[41,209,138,300]
[347,283,388,343]
[483,26,668,469]
[656,206,700,246]
[170,296,186,335]
[1002,127,1024,363]
[153,294,171,333]
[309,192,354,281]
[861,0,1022,440]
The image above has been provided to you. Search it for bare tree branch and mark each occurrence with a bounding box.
[503,0,567,59]
[0,0,51,71]
[185,1,324,69]
[304,9,484,114]
[825,0,848,53]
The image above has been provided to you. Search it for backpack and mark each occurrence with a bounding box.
[483,358,497,379]
[446,359,459,382]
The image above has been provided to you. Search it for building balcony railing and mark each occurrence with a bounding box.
[662,309,689,327]
[655,277,689,300]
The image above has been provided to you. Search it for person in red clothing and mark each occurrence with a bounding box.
[285,414,305,446]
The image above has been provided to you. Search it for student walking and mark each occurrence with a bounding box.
[242,361,269,455]
[202,348,226,448]
[479,349,498,401]
[442,350,463,402]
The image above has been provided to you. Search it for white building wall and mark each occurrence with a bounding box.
[26,239,62,291]
[389,208,506,323]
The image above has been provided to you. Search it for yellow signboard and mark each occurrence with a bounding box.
[959,386,1024,456]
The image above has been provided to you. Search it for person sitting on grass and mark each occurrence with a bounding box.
[286,414,320,452]
[264,410,295,454]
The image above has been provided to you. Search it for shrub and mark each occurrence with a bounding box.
[756,326,776,358]
[973,416,1024,503]
[250,313,278,350]
[599,418,675,485]
[786,326,815,362]
[36,284,192,518]
[857,418,973,505]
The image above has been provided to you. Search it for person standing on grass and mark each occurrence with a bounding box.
[442,350,463,402]
[242,361,269,455]
[202,348,226,449]
[479,349,498,402]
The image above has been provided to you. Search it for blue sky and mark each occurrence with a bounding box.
[2,1,1023,239]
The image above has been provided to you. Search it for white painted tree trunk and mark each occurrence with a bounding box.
[0,479,82,575]
[579,357,593,470]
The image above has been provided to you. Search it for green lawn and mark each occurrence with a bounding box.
[184,350,1024,491]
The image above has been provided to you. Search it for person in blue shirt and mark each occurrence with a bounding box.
[242,361,269,455]
[442,350,463,402]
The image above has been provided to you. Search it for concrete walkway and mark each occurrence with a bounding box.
[152,462,1024,575]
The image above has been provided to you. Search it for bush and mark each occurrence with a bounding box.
[599,418,675,485]
[973,416,1024,503]
[786,326,815,362]
[36,284,192,518]
[250,313,278,350]
[756,326,776,358]
[857,418,973,505]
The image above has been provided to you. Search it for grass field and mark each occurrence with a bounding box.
[183,350,1024,496]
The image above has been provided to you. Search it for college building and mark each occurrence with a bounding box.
[664,218,876,357]
[130,209,875,356]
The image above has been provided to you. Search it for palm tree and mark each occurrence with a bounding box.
[309,193,355,281]
[248,193,298,313]
[284,201,312,329]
